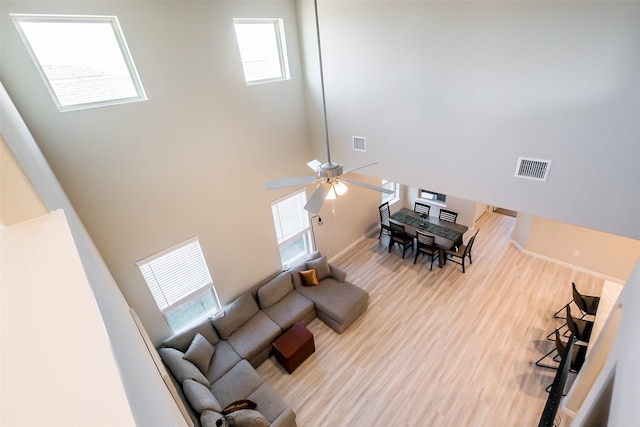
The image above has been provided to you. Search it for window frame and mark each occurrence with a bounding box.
[136,236,221,333]
[233,18,290,85]
[381,180,400,206]
[271,190,313,269]
[11,14,147,112]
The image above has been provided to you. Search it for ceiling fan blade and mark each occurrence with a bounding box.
[304,182,331,213]
[266,175,317,190]
[343,161,378,174]
[342,178,394,194]
[307,159,322,172]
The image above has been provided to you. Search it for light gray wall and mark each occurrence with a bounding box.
[309,1,640,240]
[1,0,316,344]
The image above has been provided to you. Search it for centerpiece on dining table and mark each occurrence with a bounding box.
[419,212,427,226]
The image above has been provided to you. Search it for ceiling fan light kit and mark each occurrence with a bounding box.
[266,0,393,213]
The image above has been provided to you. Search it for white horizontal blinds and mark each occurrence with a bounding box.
[137,237,212,311]
[271,190,309,244]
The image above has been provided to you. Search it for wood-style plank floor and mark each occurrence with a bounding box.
[256,211,603,426]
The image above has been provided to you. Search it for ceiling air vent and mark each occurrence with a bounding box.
[352,136,366,152]
[515,157,551,181]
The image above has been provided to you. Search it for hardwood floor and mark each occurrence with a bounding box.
[256,211,603,426]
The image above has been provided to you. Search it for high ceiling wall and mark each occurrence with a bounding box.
[303,0,640,240]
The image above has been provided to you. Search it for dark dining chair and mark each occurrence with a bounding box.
[413,202,431,216]
[565,305,594,344]
[414,230,439,270]
[438,209,458,223]
[536,330,586,374]
[444,229,479,273]
[389,222,414,259]
[378,202,391,238]
[548,282,600,340]
[537,333,584,395]
[552,282,600,319]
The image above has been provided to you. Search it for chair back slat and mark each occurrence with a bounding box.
[379,202,390,222]
[414,202,431,216]
[416,230,435,247]
[439,209,458,223]
[390,221,405,237]
[463,230,479,256]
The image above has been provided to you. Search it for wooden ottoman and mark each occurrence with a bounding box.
[272,322,315,374]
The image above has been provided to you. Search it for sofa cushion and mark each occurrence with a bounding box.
[218,409,268,427]
[158,347,210,387]
[211,360,264,409]
[200,409,224,427]
[226,311,281,361]
[295,277,368,328]
[247,382,294,424]
[262,290,315,330]
[205,339,242,385]
[307,255,331,281]
[329,264,347,283]
[162,318,220,352]
[183,378,222,413]
[257,272,293,309]
[183,333,216,374]
[212,293,260,339]
[299,269,319,286]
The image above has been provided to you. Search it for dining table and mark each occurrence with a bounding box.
[389,207,469,267]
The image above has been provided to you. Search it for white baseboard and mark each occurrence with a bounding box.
[510,240,625,284]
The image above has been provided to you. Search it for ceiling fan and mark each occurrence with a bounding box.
[266,0,393,214]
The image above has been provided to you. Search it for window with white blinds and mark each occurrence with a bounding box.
[271,190,312,268]
[137,237,220,332]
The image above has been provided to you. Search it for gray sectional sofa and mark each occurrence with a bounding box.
[158,251,368,427]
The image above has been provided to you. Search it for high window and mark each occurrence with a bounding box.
[136,237,220,333]
[419,189,447,204]
[233,18,290,85]
[12,14,146,111]
[382,180,400,205]
[271,190,312,269]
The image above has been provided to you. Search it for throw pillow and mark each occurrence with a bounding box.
[299,269,319,286]
[157,347,210,387]
[183,333,216,374]
[215,409,268,427]
[183,378,222,413]
[307,255,331,281]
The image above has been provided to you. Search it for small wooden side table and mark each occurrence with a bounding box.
[272,322,315,374]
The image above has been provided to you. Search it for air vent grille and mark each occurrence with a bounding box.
[515,157,551,181]
[352,136,366,152]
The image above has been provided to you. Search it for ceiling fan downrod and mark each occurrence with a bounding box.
[314,0,332,166]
